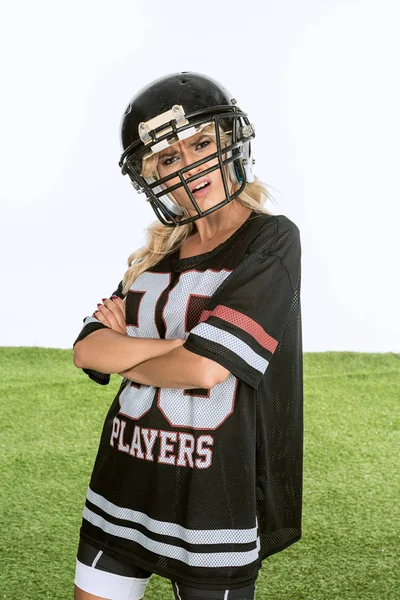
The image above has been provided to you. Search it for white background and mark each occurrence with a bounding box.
[0,0,398,352]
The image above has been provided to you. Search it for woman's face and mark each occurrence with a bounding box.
[155,130,232,215]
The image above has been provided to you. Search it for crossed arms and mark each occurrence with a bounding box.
[73,296,229,390]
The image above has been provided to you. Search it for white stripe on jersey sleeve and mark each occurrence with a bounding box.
[188,322,269,375]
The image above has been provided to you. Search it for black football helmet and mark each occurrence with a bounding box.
[119,72,255,227]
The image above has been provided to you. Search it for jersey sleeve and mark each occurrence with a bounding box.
[183,218,301,390]
[73,280,125,385]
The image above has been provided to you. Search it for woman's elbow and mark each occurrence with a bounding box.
[73,342,84,368]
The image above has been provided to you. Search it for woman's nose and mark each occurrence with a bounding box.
[183,154,203,179]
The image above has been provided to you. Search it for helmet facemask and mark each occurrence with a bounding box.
[120,106,255,227]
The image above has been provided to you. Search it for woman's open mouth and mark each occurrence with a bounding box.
[190,178,212,198]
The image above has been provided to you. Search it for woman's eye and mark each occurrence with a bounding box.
[196,139,211,150]
[160,139,212,166]
[162,156,178,166]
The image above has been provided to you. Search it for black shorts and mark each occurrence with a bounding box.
[75,539,257,600]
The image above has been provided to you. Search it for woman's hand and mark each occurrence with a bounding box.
[93,295,127,335]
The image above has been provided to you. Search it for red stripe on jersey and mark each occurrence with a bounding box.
[200,305,278,353]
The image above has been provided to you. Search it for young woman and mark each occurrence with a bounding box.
[73,72,303,600]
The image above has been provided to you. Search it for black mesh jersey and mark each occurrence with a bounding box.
[73,210,303,591]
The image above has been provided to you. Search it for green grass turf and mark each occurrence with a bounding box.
[0,348,399,599]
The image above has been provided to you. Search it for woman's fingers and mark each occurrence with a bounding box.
[111,296,126,319]
[95,302,122,332]
[108,296,126,330]
[95,296,126,334]
[93,309,112,327]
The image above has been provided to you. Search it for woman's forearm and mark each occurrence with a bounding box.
[74,328,184,374]
[118,345,209,389]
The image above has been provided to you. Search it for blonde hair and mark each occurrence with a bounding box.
[121,124,277,296]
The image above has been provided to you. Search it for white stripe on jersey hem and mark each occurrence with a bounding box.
[86,487,258,545]
[91,550,103,568]
[83,506,261,568]
[175,582,183,600]
[190,322,269,374]
[224,591,229,600]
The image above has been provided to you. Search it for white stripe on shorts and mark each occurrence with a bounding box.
[175,582,230,600]
[91,550,103,568]
[175,582,183,600]
[75,558,151,600]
